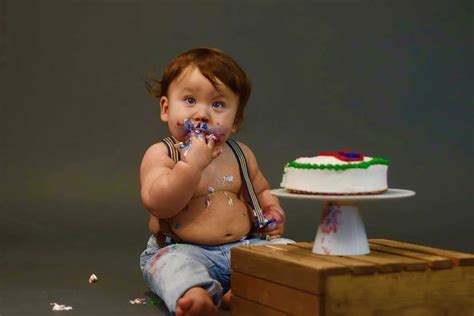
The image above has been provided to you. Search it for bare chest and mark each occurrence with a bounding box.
[194,151,242,197]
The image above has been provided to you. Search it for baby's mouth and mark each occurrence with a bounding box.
[175,119,225,157]
[179,119,224,143]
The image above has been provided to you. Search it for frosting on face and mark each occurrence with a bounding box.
[175,119,225,156]
[180,119,225,141]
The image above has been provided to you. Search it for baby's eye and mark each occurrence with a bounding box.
[212,101,224,109]
[184,97,196,105]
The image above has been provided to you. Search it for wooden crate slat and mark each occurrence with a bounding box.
[324,266,474,316]
[369,242,453,270]
[287,243,378,275]
[369,239,474,266]
[288,242,313,250]
[232,271,320,315]
[349,251,408,273]
[285,241,448,271]
[232,246,325,295]
[260,245,349,275]
[369,250,428,271]
[231,295,289,316]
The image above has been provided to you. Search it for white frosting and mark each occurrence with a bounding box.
[281,156,388,194]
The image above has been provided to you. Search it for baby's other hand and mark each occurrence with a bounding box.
[182,134,222,170]
[259,207,286,239]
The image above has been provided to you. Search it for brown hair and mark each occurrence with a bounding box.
[145,48,251,128]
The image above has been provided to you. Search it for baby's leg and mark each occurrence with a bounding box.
[142,244,223,314]
[176,287,219,316]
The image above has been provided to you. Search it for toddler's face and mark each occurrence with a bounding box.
[160,66,239,143]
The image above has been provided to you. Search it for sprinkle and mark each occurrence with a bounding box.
[266,235,271,241]
[223,191,233,206]
[88,273,98,284]
[175,141,191,157]
[206,134,217,142]
[218,175,234,185]
[205,187,215,208]
[264,218,278,230]
[149,298,162,305]
[240,236,250,246]
[50,302,73,311]
[129,298,147,305]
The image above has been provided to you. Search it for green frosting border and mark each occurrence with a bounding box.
[286,157,389,170]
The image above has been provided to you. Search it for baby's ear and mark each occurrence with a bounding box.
[231,119,240,133]
[160,96,169,122]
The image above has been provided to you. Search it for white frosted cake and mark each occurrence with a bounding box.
[281,151,389,195]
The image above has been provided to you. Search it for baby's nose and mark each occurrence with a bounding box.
[194,116,209,123]
[193,106,210,123]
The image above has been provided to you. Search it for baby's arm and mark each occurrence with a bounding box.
[140,135,220,218]
[238,142,286,237]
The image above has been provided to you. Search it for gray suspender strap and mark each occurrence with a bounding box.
[162,136,180,163]
[226,139,268,229]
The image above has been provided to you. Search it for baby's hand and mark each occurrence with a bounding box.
[181,134,222,171]
[259,207,286,240]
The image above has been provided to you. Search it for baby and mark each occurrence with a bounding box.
[139,48,292,316]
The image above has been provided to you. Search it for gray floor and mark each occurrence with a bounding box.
[1,248,165,315]
[0,201,230,316]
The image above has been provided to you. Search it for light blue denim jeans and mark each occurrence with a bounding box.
[139,235,294,314]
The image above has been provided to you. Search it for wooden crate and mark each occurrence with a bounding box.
[231,239,474,316]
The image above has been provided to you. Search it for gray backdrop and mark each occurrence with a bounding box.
[1,0,472,257]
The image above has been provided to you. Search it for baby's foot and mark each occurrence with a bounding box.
[221,290,231,310]
[176,287,218,316]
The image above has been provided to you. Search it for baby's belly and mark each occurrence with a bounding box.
[168,191,252,245]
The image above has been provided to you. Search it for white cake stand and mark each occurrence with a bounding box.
[270,188,415,256]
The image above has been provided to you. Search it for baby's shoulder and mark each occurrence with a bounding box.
[144,141,169,157]
[230,140,257,162]
[141,141,175,169]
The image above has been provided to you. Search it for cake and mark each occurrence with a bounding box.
[281,151,389,195]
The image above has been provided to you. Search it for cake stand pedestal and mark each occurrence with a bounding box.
[270,188,415,256]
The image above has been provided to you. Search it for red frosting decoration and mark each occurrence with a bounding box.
[319,150,364,162]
